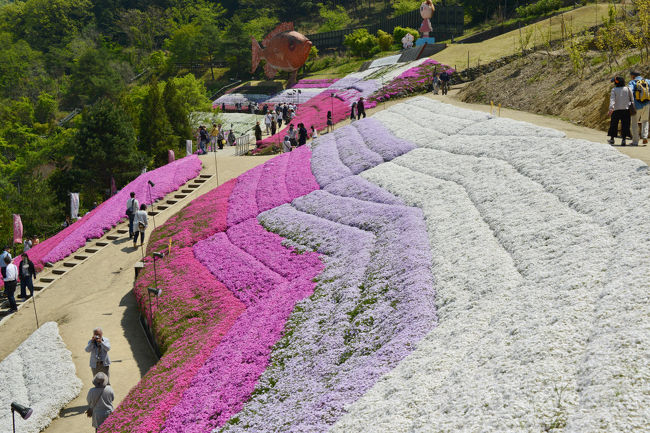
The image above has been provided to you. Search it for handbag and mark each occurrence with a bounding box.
[630,104,637,116]
[86,392,101,417]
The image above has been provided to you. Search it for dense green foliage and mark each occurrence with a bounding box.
[516,0,563,18]
[393,26,420,44]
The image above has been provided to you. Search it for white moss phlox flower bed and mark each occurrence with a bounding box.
[0,322,82,433]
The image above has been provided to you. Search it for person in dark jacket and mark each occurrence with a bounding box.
[357,97,366,119]
[350,102,357,121]
[18,252,36,299]
[254,121,263,147]
[298,123,308,146]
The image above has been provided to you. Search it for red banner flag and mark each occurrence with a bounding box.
[13,214,23,245]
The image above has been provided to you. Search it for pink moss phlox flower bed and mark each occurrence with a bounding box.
[147,178,236,253]
[255,91,351,151]
[99,247,245,433]
[15,156,202,272]
[291,78,340,88]
[369,59,455,104]
[101,146,322,432]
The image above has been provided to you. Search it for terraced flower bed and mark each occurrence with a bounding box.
[10,156,202,273]
[103,97,649,433]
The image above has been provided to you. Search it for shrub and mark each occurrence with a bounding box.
[516,0,563,18]
[393,26,419,45]
[377,30,394,51]
[344,28,380,58]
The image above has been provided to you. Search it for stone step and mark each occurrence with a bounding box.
[187,184,200,189]
[85,248,99,253]
[147,211,159,216]
[167,200,178,205]
[106,234,119,240]
[63,262,78,268]
[34,285,45,291]
[199,174,212,179]
[173,194,186,199]
[52,269,66,275]
[194,179,207,183]
[40,276,56,283]
[44,262,54,268]
[74,255,88,261]
[157,206,168,211]
[181,189,193,194]
[117,229,129,234]
[96,241,108,247]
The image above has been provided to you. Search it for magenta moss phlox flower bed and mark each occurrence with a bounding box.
[369,59,455,104]
[16,156,202,272]
[291,78,339,88]
[100,247,245,433]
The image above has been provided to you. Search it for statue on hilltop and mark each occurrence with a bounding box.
[420,0,435,38]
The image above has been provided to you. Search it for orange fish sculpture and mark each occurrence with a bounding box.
[251,22,313,80]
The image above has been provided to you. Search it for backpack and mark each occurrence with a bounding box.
[634,80,650,102]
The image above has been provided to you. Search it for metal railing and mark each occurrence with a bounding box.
[235,134,252,156]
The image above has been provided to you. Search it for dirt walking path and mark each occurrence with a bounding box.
[0,152,273,433]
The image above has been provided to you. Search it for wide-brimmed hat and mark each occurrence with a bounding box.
[93,372,108,387]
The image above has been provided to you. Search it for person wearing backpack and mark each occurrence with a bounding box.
[627,70,650,145]
[608,76,634,146]
[126,192,139,238]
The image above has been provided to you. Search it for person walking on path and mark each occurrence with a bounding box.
[264,112,272,135]
[326,111,333,133]
[210,124,219,151]
[608,76,634,146]
[277,109,283,128]
[254,121,263,147]
[216,126,225,150]
[86,372,114,432]
[350,102,357,121]
[440,70,450,95]
[271,112,278,136]
[23,237,32,253]
[126,192,139,238]
[18,252,36,299]
[2,255,18,312]
[627,70,650,145]
[85,328,111,381]
[310,125,318,140]
[298,123,308,146]
[133,204,148,247]
[432,73,441,95]
[0,246,12,279]
[357,98,366,119]
[288,124,298,147]
[228,129,236,147]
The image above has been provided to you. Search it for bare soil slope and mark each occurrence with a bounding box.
[458,51,626,132]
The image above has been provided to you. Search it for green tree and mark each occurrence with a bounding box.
[318,3,351,32]
[392,0,420,16]
[34,92,58,124]
[165,24,207,65]
[20,0,94,49]
[139,80,174,166]
[163,80,191,147]
[68,47,128,106]
[172,74,211,112]
[0,32,45,99]
[73,99,144,201]
[344,28,380,58]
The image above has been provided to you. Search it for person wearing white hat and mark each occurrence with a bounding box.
[86,372,114,431]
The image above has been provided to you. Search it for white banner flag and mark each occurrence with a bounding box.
[70,193,80,219]
[186,139,193,156]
